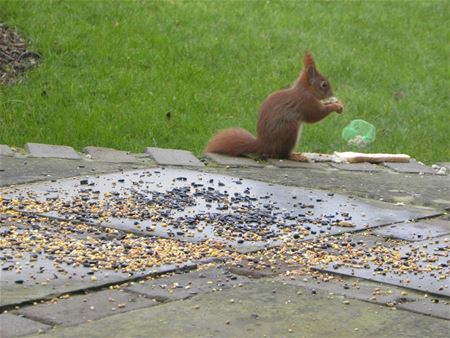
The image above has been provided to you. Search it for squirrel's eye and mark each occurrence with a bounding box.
[320,81,328,89]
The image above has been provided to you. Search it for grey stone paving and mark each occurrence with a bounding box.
[268,158,329,169]
[205,152,263,167]
[2,155,449,209]
[126,267,250,301]
[437,162,450,170]
[0,217,201,308]
[0,156,149,187]
[83,146,138,163]
[384,159,436,174]
[24,143,81,160]
[277,274,450,320]
[330,162,386,172]
[314,235,450,297]
[397,298,450,321]
[16,289,159,326]
[1,149,450,337]
[145,147,204,167]
[208,166,450,210]
[22,280,450,338]
[0,144,14,156]
[2,168,437,253]
[0,248,197,308]
[0,313,50,337]
[373,217,450,241]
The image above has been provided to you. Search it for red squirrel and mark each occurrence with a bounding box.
[205,52,344,161]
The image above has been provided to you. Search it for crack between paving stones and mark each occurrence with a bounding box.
[122,289,169,303]
[0,257,226,312]
[16,313,59,328]
[309,267,450,300]
[8,208,444,251]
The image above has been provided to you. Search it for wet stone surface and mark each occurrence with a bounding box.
[373,217,450,241]
[330,162,386,173]
[205,152,263,167]
[145,147,204,167]
[83,146,138,163]
[0,213,219,307]
[2,168,436,253]
[206,166,450,211]
[25,143,81,160]
[384,159,436,175]
[268,158,330,169]
[314,235,450,297]
[23,280,450,338]
[126,266,251,301]
[2,156,450,335]
[277,273,450,320]
[0,313,50,337]
[16,288,159,326]
[0,144,14,156]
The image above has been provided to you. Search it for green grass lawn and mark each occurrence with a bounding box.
[0,0,448,164]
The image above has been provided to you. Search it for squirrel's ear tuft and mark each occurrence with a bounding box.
[303,51,316,68]
[300,51,317,84]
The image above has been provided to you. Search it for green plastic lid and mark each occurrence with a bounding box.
[342,119,376,147]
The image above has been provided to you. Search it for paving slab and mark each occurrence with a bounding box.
[384,159,436,175]
[23,280,450,338]
[373,218,450,241]
[397,298,450,320]
[268,158,329,169]
[207,166,450,210]
[24,143,81,160]
[0,313,50,338]
[225,257,294,278]
[205,152,263,167]
[436,162,450,170]
[338,232,404,249]
[2,168,438,253]
[2,156,449,211]
[0,156,150,187]
[145,147,204,167]
[126,267,250,301]
[330,162,386,173]
[16,289,159,326]
[277,274,450,320]
[0,144,14,156]
[0,214,210,308]
[0,248,196,308]
[83,146,137,163]
[314,236,450,297]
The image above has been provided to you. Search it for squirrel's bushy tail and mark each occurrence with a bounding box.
[205,128,259,156]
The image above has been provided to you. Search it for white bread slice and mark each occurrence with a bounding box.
[334,151,410,163]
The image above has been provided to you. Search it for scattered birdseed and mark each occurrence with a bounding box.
[1,170,449,304]
[0,210,228,274]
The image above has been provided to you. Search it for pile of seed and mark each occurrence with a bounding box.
[4,181,352,244]
[1,200,448,288]
[1,210,227,274]
[2,169,449,291]
[0,23,39,84]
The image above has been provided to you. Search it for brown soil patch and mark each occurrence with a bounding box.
[0,23,39,84]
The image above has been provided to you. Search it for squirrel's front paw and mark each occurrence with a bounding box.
[331,102,344,114]
[289,152,309,162]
